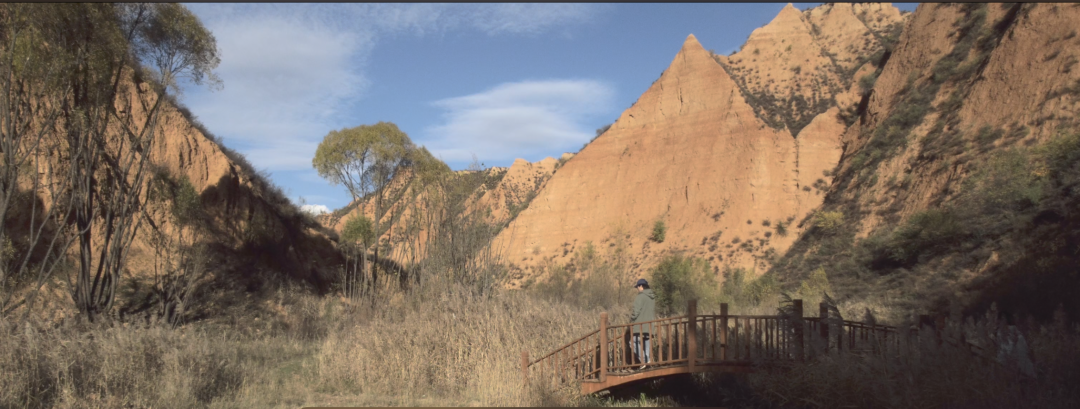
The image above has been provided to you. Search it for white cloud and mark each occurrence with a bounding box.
[456,4,595,35]
[180,3,601,173]
[300,204,331,215]
[424,79,614,165]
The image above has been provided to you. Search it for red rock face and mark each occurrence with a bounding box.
[494,34,844,284]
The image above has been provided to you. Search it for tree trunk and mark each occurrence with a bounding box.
[372,194,381,292]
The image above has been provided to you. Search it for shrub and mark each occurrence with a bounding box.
[775,221,788,237]
[650,255,718,316]
[743,274,779,307]
[796,266,831,306]
[890,208,964,265]
[812,211,845,234]
[720,267,747,303]
[858,71,878,95]
[594,123,612,138]
[651,220,666,243]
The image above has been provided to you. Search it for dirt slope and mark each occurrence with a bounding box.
[771,3,1080,320]
[9,72,343,320]
[492,34,845,286]
[323,155,561,267]
[717,3,908,135]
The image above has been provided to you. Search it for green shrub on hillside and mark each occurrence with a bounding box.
[651,220,667,243]
[882,208,965,266]
[812,211,845,234]
[719,267,782,308]
[528,240,632,310]
[743,274,779,307]
[796,266,831,306]
[721,268,747,304]
[858,71,878,95]
[650,255,718,315]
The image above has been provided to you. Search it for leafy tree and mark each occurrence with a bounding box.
[313,122,425,291]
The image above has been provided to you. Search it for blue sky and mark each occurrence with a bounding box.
[178,3,918,214]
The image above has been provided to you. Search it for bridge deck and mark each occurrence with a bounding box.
[580,362,756,394]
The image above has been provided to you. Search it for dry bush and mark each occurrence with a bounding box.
[312,282,611,406]
[0,318,253,408]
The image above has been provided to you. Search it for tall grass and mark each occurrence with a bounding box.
[4,270,1079,407]
[0,277,632,407]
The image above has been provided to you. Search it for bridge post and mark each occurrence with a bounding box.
[521,351,529,386]
[599,312,608,383]
[720,303,728,360]
[819,302,829,355]
[793,299,804,361]
[687,299,697,372]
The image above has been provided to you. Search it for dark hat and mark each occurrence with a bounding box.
[634,278,649,287]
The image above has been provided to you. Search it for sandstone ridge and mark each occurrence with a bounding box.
[493,32,845,285]
[717,3,908,135]
[772,3,1080,321]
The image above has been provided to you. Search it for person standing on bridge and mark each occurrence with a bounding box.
[630,278,656,370]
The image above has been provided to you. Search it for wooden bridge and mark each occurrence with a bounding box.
[521,299,901,395]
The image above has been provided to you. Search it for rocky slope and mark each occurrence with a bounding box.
[770,3,1080,321]
[322,154,561,267]
[491,33,845,286]
[9,70,343,320]
[716,3,908,135]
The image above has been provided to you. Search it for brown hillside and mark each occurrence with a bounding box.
[8,70,343,321]
[323,155,560,267]
[717,3,908,135]
[771,3,1080,321]
[492,34,844,286]
[471,157,561,224]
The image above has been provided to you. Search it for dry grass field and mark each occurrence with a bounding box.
[4,263,1079,408]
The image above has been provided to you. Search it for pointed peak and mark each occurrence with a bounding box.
[775,3,804,20]
[681,33,704,52]
[762,2,808,29]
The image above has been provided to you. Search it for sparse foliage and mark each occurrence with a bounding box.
[650,219,666,243]
[650,254,718,316]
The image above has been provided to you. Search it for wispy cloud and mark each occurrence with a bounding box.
[300,204,330,215]
[424,79,614,166]
[180,3,601,173]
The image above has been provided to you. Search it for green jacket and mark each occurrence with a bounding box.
[630,289,656,334]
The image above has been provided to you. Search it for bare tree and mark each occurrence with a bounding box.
[0,4,88,317]
[143,171,207,326]
[26,3,220,321]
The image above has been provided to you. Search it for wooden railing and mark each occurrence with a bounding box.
[522,299,904,390]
